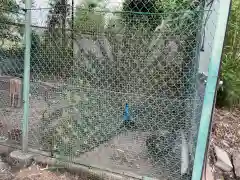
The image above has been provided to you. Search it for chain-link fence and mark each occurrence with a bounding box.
[0,0,230,179]
[0,2,25,145]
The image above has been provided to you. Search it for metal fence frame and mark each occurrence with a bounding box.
[0,0,231,179]
[192,0,231,180]
[22,0,32,153]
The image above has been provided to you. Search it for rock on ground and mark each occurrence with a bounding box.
[232,152,240,177]
[214,146,233,172]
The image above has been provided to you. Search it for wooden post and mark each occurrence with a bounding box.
[9,78,23,108]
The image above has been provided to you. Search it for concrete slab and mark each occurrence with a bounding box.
[9,150,34,167]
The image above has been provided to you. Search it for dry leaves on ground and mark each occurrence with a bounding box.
[8,165,80,180]
[211,108,240,154]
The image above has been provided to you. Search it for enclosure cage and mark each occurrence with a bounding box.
[0,0,231,179]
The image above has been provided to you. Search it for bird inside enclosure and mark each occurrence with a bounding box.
[121,103,137,130]
[124,103,130,121]
[9,78,22,108]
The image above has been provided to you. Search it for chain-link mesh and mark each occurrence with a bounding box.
[0,2,25,145]
[0,0,222,179]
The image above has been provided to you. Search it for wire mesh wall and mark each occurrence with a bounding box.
[31,7,204,179]
[0,4,25,145]
[0,0,228,179]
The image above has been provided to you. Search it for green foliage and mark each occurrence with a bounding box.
[216,1,240,108]
[31,43,74,77]
[0,0,25,76]
[32,0,208,161]
[74,0,105,34]
[29,0,74,77]
[74,7,105,34]
[33,0,106,78]
[0,0,23,47]
[119,0,204,98]
[121,0,203,30]
[47,0,70,37]
[156,0,199,12]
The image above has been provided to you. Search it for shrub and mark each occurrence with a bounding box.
[216,1,240,108]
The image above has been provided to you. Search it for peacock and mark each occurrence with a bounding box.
[120,103,137,130]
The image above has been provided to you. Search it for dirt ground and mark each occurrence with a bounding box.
[0,76,188,179]
[206,108,240,180]
[5,107,238,180]
[210,108,240,155]
[1,74,238,179]
[0,164,86,180]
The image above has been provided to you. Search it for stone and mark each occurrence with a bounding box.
[9,150,33,168]
[214,146,233,172]
[215,160,232,172]
[232,152,240,177]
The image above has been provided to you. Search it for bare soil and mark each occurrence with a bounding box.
[0,107,237,180]
[2,75,239,179]
[210,108,240,155]
[0,164,83,180]
[207,108,240,180]
[0,77,181,180]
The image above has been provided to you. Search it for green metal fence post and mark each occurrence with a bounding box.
[22,0,32,153]
[191,0,231,179]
